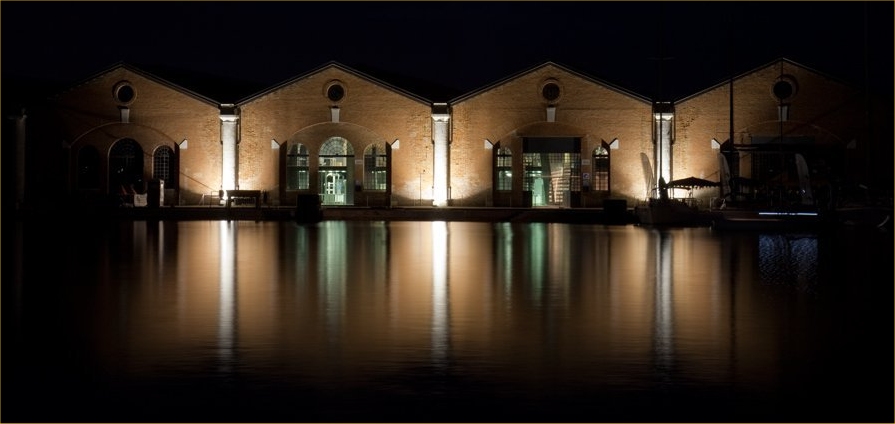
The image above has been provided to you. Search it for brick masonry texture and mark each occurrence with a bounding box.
[29,60,889,209]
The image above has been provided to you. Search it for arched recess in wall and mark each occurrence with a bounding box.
[109,138,144,193]
[69,123,180,196]
[283,122,390,207]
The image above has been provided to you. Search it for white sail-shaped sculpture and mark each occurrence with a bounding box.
[718,153,731,198]
[640,153,655,199]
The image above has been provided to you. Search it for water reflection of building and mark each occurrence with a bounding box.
[12,58,889,212]
[101,222,821,393]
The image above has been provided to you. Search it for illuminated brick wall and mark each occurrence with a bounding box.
[674,59,870,192]
[51,66,222,204]
[238,64,432,206]
[35,60,887,209]
[449,63,654,206]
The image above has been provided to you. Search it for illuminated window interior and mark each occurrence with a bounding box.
[363,142,387,191]
[287,143,310,190]
[496,147,512,191]
[523,152,581,206]
[319,137,354,205]
[592,146,609,191]
[153,146,175,188]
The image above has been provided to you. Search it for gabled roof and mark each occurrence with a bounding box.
[52,61,221,107]
[675,57,858,104]
[449,61,652,105]
[237,61,433,106]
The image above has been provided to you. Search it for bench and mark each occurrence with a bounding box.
[224,190,262,208]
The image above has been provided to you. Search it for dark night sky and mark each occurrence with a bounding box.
[2,1,892,103]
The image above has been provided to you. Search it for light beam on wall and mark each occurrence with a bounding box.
[432,105,450,207]
[654,111,673,189]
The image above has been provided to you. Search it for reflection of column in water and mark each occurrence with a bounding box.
[431,221,450,367]
[653,230,674,379]
[527,223,547,306]
[218,221,237,374]
[320,222,348,347]
[494,223,514,305]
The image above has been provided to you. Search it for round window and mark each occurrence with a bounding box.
[113,81,135,104]
[326,84,345,102]
[770,75,798,102]
[773,81,793,100]
[542,82,561,102]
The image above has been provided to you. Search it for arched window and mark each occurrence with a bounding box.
[496,147,512,191]
[318,137,354,205]
[153,146,176,188]
[110,138,144,193]
[286,143,310,190]
[592,146,610,191]
[363,142,387,191]
[77,145,100,190]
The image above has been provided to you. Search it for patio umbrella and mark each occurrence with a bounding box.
[666,176,719,189]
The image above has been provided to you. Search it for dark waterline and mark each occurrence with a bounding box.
[4,220,892,423]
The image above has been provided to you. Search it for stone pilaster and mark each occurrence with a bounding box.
[432,103,450,207]
[220,109,240,198]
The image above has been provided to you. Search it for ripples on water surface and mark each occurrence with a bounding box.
[4,220,892,422]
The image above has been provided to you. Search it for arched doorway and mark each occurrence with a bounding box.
[110,138,144,193]
[319,137,354,205]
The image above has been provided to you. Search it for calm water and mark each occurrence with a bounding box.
[4,220,892,422]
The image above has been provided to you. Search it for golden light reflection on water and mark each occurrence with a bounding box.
[102,221,815,390]
[10,219,890,423]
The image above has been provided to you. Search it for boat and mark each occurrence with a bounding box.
[708,208,826,232]
[635,197,711,226]
[833,205,893,230]
[635,154,717,227]
[708,153,834,232]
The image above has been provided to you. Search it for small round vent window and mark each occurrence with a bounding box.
[773,81,793,100]
[327,84,345,102]
[771,75,798,102]
[113,81,135,104]
[542,82,561,102]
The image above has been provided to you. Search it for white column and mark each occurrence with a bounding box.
[654,111,673,189]
[432,105,450,207]
[220,113,239,198]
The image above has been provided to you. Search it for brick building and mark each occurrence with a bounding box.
[10,58,890,211]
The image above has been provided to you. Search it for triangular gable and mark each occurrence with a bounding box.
[676,57,857,104]
[51,61,220,107]
[237,61,432,106]
[450,61,651,106]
